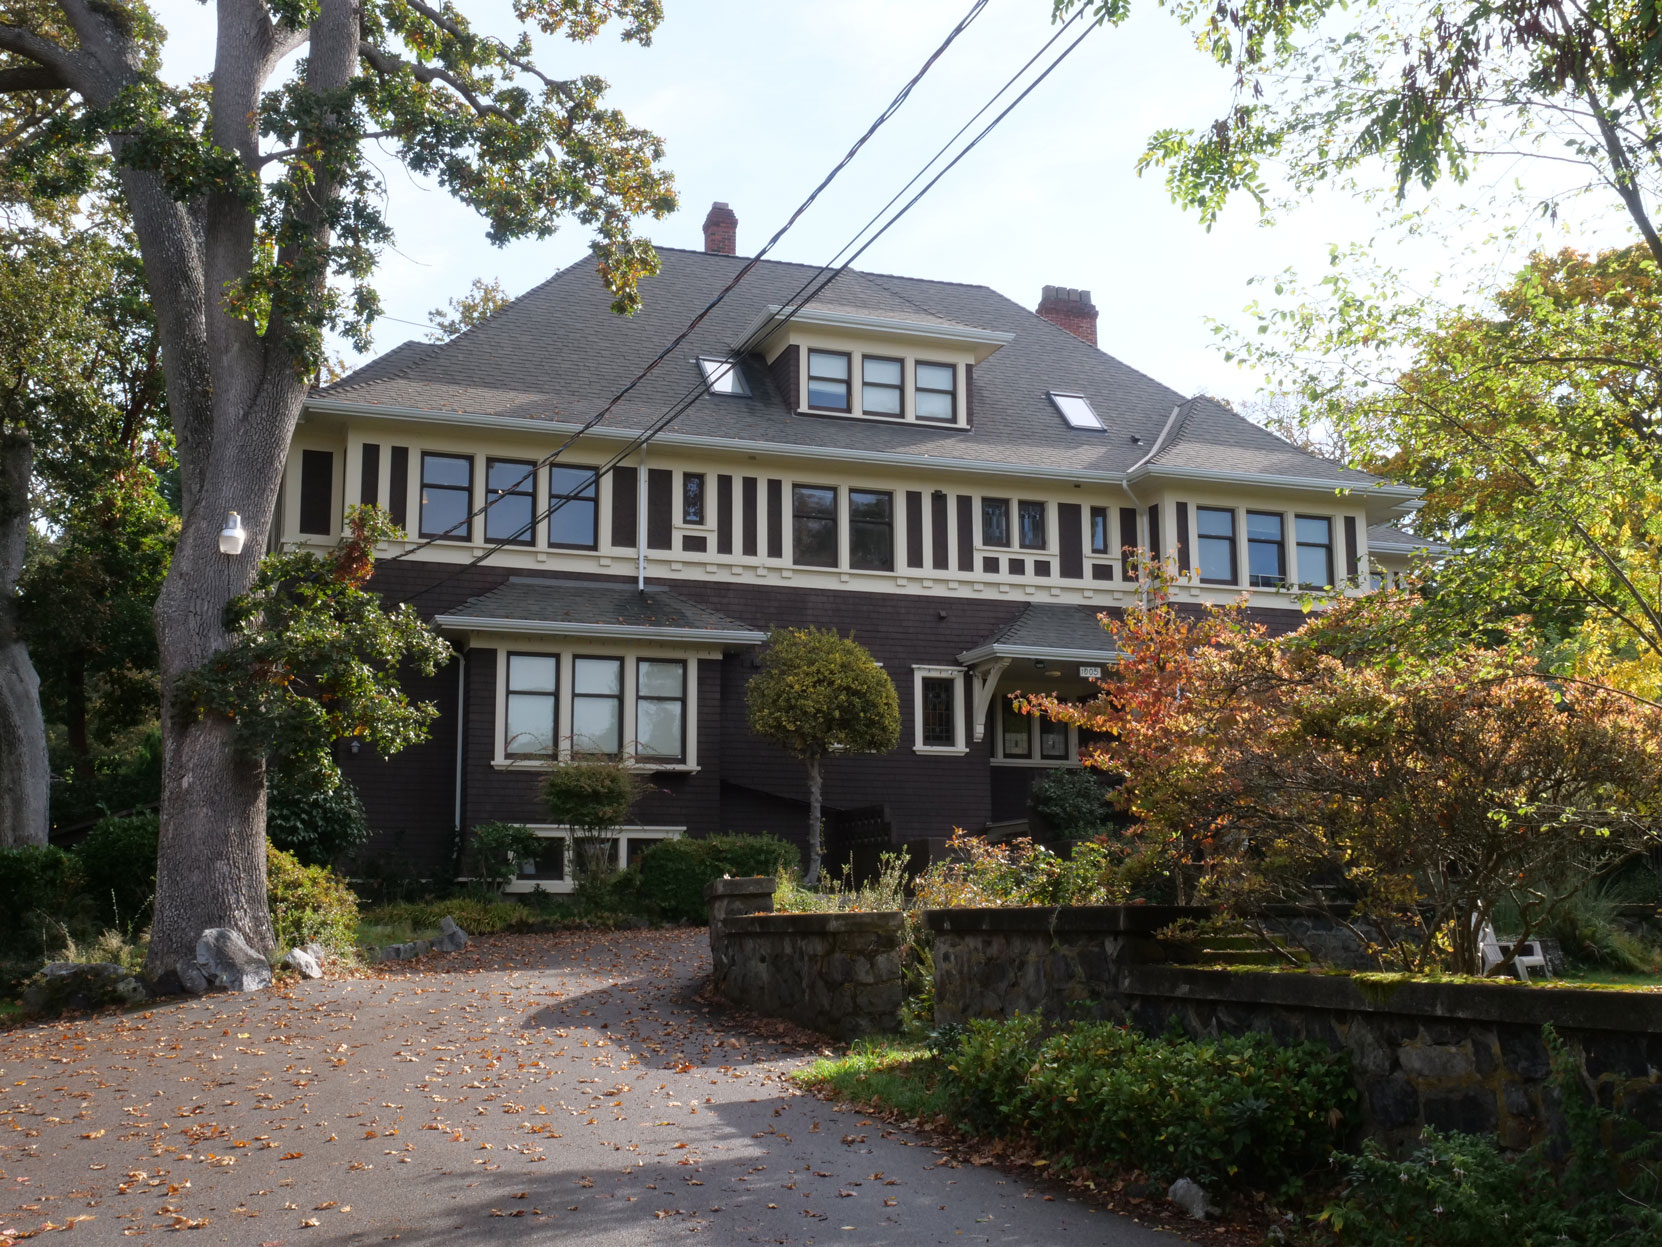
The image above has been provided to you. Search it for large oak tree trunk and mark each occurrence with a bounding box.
[0,430,49,847]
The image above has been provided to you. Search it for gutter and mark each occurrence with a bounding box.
[956,642,1124,667]
[431,615,767,646]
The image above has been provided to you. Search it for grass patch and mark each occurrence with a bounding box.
[793,1040,949,1121]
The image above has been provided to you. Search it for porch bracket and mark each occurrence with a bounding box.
[969,657,1013,743]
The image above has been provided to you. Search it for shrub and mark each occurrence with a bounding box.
[467,821,544,889]
[912,830,1128,908]
[266,771,372,867]
[0,845,86,959]
[1029,768,1114,840]
[542,757,641,881]
[937,1017,1353,1193]
[267,844,360,955]
[774,850,911,913]
[74,812,159,932]
[636,833,799,922]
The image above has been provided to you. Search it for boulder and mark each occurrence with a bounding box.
[22,963,150,1015]
[1167,1178,1216,1221]
[195,928,272,992]
[283,947,323,979]
[434,917,469,952]
[175,957,210,995]
[302,943,327,965]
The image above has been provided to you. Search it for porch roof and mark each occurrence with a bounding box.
[433,578,767,646]
[956,603,1121,667]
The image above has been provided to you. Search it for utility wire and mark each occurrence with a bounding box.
[383,0,991,566]
[395,8,1100,606]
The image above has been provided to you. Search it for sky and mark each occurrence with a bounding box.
[147,0,1631,406]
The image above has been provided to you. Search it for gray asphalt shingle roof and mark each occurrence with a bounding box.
[1367,522,1448,555]
[316,247,1379,482]
[963,603,1119,659]
[434,577,763,640]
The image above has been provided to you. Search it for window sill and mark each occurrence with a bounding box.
[914,745,969,756]
[990,757,1083,769]
[492,759,700,775]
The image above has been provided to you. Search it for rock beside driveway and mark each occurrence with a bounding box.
[22,963,150,1014]
[195,928,272,992]
[433,916,469,952]
[283,947,323,979]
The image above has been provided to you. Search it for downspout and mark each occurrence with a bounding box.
[1123,402,1188,609]
[453,647,466,864]
[637,445,647,592]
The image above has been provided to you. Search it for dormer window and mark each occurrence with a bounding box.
[861,356,903,416]
[806,350,851,412]
[916,363,956,422]
[1049,390,1103,431]
[697,355,750,396]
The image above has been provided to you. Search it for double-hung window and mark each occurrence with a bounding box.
[419,452,472,540]
[861,356,903,416]
[682,472,705,525]
[484,458,536,545]
[1296,516,1334,587]
[1090,506,1110,555]
[1196,507,1237,584]
[504,654,558,759]
[571,657,622,756]
[981,497,1010,547]
[849,489,894,572]
[548,465,597,549]
[792,484,838,567]
[806,350,851,412]
[1246,511,1286,587]
[915,362,956,421]
[635,660,686,763]
[1018,500,1047,550]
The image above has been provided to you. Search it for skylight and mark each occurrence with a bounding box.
[697,355,750,397]
[1048,391,1103,431]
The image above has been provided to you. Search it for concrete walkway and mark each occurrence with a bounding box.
[0,929,1180,1245]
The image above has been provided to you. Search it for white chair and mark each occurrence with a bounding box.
[1477,920,1550,981]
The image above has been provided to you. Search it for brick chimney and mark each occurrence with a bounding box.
[1036,285,1098,346]
[702,201,738,255]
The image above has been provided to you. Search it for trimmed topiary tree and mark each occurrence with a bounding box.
[746,628,900,884]
[542,757,642,882]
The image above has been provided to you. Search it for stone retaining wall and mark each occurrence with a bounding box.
[704,878,905,1039]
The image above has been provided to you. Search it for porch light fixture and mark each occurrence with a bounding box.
[218,511,247,555]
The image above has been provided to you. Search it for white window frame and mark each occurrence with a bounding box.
[990,695,1082,768]
[492,647,700,773]
[501,825,685,894]
[912,665,968,755]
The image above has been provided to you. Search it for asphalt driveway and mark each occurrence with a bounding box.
[1,928,1179,1245]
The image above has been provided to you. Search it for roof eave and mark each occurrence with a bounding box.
[743,303,1014,361]
[956,642,1123,667]
[1128,462,1420,499]
[432,615,767,646]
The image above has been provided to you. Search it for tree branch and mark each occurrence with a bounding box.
[358,41,506,120]
[0,22,85,91]
[0,63,67,92]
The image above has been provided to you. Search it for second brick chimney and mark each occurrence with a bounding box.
[1036,285,1098,346]
[702,202,738,255]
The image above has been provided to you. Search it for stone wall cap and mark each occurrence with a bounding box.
[923,904,1211,935]
[703,876,780,900]
[1126,965,1662,1032]
[725,911,905,935]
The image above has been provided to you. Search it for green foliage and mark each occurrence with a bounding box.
[541,756,641,880]
[180,506,451,793]
[48,727,163,834]
[793,1041,950,1123]
[1318,1030,1662,1245]
[1028,768,1115,840]
[427,277,510,341]
[467,822,544,889]
[0,844,85,960]
[746,627,901,762]
[73,812,158,932]
[636,833,800,923]
[912,831,1132,908]
[266,844,360,956]
[938,1016,1353,1194]
[266,768,372,867]
[773,851,912,914]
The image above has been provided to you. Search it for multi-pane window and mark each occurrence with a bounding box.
[920,678,957,747]
[484,458,535,545]
[419,452,472,540]
[548,465,597,549]
[915,362,956,421]
[1246,511,1286,587]
[806,350,851,411]
[504,653,558,758]
[1039,715,1070,761]
[1090,506,1110,555]
[571,657,623,756]
[849,489,894,572]
[636,659,686,762]
[682,472,705,525]
[861,356,903,416]
[792,485,838,567]
[1296,516,1334,587]
[982,497,1010,547]
[1196,507,1237,584]
[1018,500,1046,550]
[999,698,1032,759]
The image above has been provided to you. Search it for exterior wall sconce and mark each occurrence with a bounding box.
[218,511,247,555]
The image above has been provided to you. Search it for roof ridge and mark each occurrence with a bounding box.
[855,270,963,323]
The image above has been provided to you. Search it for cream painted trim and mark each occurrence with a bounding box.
[437,615,764,646]
[911,665,969,755]
[501,824,684,894]
[740,303,1013,353]
[957,643,1121,667]
[1132,462,1419,499]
